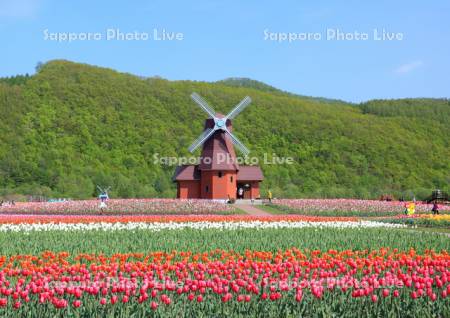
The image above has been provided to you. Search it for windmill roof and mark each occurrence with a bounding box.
[173,164,263,182]
[237,166,264,181]
[172,165,201,181]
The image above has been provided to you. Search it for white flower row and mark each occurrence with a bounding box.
[0,221,406,232]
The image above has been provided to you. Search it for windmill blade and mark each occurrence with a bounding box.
[191,93,217,118]
[96,185,103,193]
[188,128,215,153]
[225,96,252,120]
[225,130,250,156]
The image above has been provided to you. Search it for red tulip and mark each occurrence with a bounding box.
[150,301,158,310]
[72,300,81,308]
[111,295,118,304]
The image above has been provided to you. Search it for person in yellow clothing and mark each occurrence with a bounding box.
[268,190,273,203]
[407,202,416,216]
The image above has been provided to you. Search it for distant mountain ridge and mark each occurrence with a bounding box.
[0,60,448,199]
[216,77,350,104]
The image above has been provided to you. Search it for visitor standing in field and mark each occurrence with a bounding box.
[407,202,416,216]
[99,200,107,213]
[268,190,272,203]
[238,187,244,199]
[403,202,409,215]
[432,202,439,215]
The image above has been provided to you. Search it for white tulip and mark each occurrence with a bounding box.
[0,221,406,232]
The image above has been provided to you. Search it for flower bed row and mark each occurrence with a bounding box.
[0,249,448,316]
[0,199,235,215]
[381,214,450,228]
[0,220,406,232]
[0,214,358,224]
[272,199,450,216]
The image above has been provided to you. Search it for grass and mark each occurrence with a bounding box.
[257,204,286,215]
[230,206,248,214]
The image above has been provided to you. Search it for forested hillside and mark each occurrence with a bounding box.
[359,99,450,124]
[0,60,448,199]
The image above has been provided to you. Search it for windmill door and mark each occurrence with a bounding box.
[237,183,251,199]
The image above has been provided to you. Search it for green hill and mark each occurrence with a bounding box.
[0,60,448,199]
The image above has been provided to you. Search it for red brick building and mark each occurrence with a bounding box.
[174,163,264,200]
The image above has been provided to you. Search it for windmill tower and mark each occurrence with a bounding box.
[173,93,264,200]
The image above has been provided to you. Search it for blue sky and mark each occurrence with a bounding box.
[1,0,449,102]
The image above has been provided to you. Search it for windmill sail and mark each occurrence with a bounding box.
[188,128,215,152]
[188,93,252,155]
[225,130,250,156]
[225,96,252,120]
[191,93,216,118]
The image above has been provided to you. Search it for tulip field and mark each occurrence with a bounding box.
[0,200,449,317]
[270,199,450,217]
[0,199,236,215]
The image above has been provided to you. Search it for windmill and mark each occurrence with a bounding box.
[173,93,264,200]
[188,93,251,156]
[97,185,111,202]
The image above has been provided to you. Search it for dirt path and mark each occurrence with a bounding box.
[238,204,273,216]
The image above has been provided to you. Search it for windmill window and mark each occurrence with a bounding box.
[230,176,233,183]
[205,186,209,193]
[218,172,223,178]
